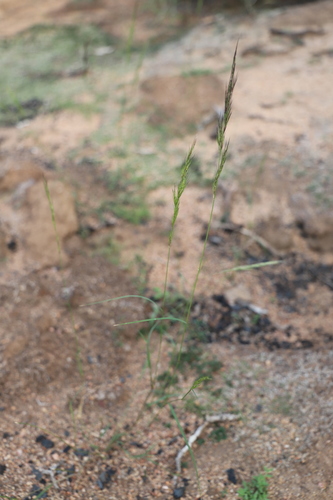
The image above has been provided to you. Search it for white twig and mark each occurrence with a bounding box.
[175,422,208,474]
[174,413,240,479]
[39,466,59,489]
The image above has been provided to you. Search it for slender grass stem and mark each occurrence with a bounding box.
[176,45,238,363]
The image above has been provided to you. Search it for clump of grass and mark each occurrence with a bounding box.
[209,425,227,442]
[238,469,272,500]
[79,45,239,494]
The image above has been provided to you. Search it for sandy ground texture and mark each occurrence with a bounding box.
[1,0,333,499]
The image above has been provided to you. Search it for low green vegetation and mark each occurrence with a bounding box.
[209,425,227,442]
[0,24,115,125]
[238,470,272,500]
[98,165,150,224]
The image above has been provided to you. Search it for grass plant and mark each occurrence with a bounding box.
[238,469,272,500]
[39,17,281,495]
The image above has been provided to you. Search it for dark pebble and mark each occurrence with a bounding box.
[255,404,263,413]
[3,432,10,439]
[96,478,104,489]
[0,464,6,475]
[130,441,144,448]
[173,487,185,498]
[66,464,75,482]
[74,448,90,458]
[97,467,116,489]
[209,235,223,245]
[226,468,237,484]
[7,239,17,251]
[168,436,178,445]
[36,435,54,449]
[30,466,43,481]
[63,445,71,453]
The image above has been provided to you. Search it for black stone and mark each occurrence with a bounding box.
[36,435,54,449]
[74,448,89,458]
[130,441,144,448]
[173,487,185,498]
[96,467,116,489]
[226,468,237,484]
[7,239,17,251]
[63,445,71,453]
[30,466,43,481]
[0,464,6,475]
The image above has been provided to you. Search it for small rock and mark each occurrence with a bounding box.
[226,468,237,484]
[74,448,90,458]
[36,435,54,449]
[30,466,43,481]
[173,486,185,498]
[66,464,75,478]
[0,464,7,475]
[96,467,116,489]
[209,235,223,245]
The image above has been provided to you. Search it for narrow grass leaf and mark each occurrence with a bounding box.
[35,485,53,499]
[80,294,158,308]
[221,260,282,273]
[43,177,62,268]
[113,316,187,327]
[106,432,125,452]
[175,46,238,367]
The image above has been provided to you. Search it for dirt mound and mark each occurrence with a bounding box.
[139,73,224,135]
[0,151,79,271]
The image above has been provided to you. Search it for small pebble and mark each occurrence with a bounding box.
[173,486,185,498]
[226,468,237,484]
[36,435,54,449]
[74,448,90,458]
[96,467,116,489]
